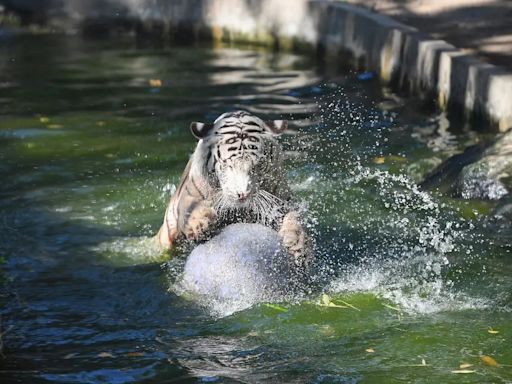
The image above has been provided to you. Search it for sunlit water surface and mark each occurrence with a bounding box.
[0,35,511,383]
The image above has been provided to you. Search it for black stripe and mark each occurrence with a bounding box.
[184,184,194,196]
[218,131,239,136]
[205,149,212,170]
[243,121,261,127]
[190,175,206,200]
[181,200,199,230]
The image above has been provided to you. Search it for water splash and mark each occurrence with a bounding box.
[323,166,488,314]
[296,84,490,314]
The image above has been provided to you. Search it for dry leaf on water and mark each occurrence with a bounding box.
[264,303,288,312]
[480,355,499,367]
[149,79,162,87]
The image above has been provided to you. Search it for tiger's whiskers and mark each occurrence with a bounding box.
[212,189,285,227]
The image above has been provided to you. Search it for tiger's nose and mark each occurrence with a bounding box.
[238,192,248,202]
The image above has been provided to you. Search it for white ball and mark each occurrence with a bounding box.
[181,223,297,310]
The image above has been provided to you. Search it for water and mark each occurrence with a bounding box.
[1,35,511,383]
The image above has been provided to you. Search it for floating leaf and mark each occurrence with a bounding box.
[451,369,476,374]
[480,355,499,367]
[96,121,106,127]
[47,124,63,129]
[149,79,162,87]
[365,348,375,353]
[382,303,401,312]
[459,363,473,369]
[373,156,385,164]
[319,294,348,308]
[264,303,287,312]
[321,293,330,306]
[39,116,50,123]
[487,327,499,334]
[336,299,361,311]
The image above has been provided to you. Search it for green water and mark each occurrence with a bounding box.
[0,35,510,383]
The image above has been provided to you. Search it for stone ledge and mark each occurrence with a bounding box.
[2,0,511,131]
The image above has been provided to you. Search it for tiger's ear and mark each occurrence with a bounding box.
[190,122,214,139]
[265,120,288,135]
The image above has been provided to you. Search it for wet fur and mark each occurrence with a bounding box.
[156,111,312,266]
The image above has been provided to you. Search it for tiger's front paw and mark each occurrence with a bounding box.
[184,206,216,241]
[279,212,311,266]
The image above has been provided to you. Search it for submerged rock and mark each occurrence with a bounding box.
[179,223,305,314]
[420,130,512,200]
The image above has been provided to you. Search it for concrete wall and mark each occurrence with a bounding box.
[2,0,512,132]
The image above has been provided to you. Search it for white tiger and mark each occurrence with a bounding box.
[156,110,312,266]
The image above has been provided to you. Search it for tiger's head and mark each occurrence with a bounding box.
[190,111,288,210]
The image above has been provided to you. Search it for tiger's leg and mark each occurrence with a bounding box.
[157,195,180,248]
[157,197,216,247]
[278,211,312,266]
[182,203,216,241]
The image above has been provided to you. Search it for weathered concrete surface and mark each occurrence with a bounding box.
[345,0,512,69]
[1,0,512,131]
[421,130,512,199]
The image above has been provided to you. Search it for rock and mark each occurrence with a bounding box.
[420,130,512,200]
[179,223,304,314]
[492,195,512,222]
[482,195,512,241]
[456,160,509,200]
